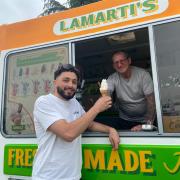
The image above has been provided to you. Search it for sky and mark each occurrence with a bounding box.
[0,0,67,25]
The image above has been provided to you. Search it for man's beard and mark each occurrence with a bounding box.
[57,86,76,100]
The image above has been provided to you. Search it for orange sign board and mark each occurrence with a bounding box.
[0,0,180,50]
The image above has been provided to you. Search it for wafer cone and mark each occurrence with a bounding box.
[100,89,109,97]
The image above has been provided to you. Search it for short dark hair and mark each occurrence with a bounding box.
[54,64,80,81]
[112,50,130,59]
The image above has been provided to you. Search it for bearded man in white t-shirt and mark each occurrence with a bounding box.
[32,64,120,180]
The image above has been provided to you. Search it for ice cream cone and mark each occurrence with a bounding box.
[100,89,109,96]
[100,79,109,96]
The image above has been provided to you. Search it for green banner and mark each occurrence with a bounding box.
[82,144,180,180]
[4,144,180,179]
[4,144,37,176]
[16,52,61,67]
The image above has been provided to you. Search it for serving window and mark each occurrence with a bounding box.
[75,27,157,133]
[2,44,69,136]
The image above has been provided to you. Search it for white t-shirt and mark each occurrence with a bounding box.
[32,93,85,180]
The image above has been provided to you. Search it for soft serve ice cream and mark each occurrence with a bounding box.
[100,79,109,96]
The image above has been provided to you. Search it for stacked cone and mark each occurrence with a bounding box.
[100,89,109,97]
[100,79,109,96]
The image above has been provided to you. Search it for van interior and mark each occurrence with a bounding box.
[75,27,153,128]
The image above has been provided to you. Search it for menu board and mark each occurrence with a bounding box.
[4,45,69,135]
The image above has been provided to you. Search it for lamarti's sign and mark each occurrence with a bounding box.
[53,0,169,35]
[0,0,179,51]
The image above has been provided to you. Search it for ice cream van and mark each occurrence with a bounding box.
[0,0,180,179]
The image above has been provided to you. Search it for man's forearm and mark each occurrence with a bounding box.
[48,106,100,142]
[88,121,120,150]
[145,93,156,123]
[48,96,112,142]
[88,121,113,133]
[67,107,100,139]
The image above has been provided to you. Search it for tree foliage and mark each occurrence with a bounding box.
[40,0,101,16]
[40,0,67,16]
[69,0,100,8]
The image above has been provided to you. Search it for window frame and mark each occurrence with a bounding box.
[151,18,180,136]
[1,42,71,138]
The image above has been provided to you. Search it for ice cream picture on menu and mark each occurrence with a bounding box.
[100,79,109,96]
